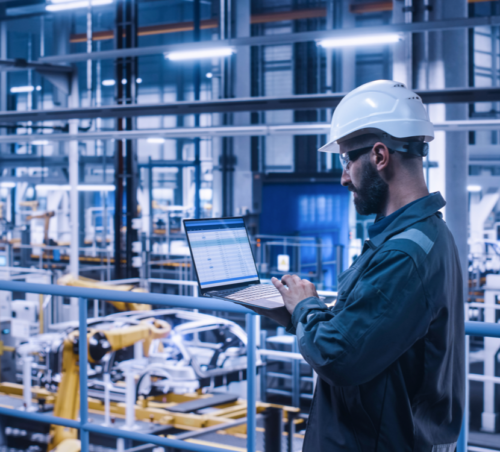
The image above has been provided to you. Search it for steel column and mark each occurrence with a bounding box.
[78,297,89,450]
[439,0,469,445]
[246,313,257,452]
[193,0,201,218]
[115,0,139,279]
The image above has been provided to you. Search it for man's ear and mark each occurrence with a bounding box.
[371,142,391,171]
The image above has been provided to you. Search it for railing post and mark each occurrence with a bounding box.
[292,337,300,407]
[246,314,256,452]
[457,331,470,452]
[79,297,89,450]
[457,412,467,452]
[336,244,344,277]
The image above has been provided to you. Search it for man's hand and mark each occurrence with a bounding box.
[272,275,319,315]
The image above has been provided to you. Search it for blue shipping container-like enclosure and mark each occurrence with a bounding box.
[259,184,350,291]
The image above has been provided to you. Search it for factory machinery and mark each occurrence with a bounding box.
[0,192,346,293]
[0,280,305,452]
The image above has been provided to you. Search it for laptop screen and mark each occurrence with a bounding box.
[185,218,259,289]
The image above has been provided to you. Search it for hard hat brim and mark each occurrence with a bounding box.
[318,140,339,154]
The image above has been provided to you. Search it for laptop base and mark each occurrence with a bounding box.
[205,293,284,310]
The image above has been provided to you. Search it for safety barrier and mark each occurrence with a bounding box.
[0,280,497,452]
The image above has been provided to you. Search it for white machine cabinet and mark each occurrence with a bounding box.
[482,274,500,432]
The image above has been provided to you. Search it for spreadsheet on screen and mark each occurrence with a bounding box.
[185,219,259,289]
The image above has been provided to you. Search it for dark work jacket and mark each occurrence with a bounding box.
[287,192,465,452]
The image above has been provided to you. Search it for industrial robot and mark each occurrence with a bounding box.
[48,318,171,452]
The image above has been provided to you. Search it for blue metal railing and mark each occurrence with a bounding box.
[0,280,497,452]
[457,319,500,452]
[0,280,254,452]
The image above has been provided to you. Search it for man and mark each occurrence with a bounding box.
[268,80,465,451]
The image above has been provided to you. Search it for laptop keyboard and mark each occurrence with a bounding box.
[209,284,281,302]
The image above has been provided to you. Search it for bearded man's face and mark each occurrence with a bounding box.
[349,156,389,216]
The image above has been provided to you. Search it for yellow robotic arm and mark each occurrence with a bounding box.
[57,274,152,312]
[26,211,55,245]
[49,319,171,451]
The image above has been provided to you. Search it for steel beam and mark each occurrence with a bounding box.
[0,154,68,166]
[1,87,500,123]
[3,118,500,144]
[38,15,500,64]
[0,58,72,73]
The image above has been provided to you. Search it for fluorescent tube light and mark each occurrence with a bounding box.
[147,137,165,144]
[32,140,50,146]
[0,182,15,188]
[10,86,34,93]
[166,47,234,61]
[35,184,115,192]
[78,184,115,192]
[46,0,113,12]
[36,184,70,191]
[318,34,401,48]
[102,79,116,86]
[467,185,482,193]
[200,188,212,201]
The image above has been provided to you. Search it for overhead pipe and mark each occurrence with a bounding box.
[3,119,500,144]
[39,14,500,64]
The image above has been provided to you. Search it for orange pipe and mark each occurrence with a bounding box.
[69,1,499,44]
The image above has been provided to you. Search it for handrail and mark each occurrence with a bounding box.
[0,280,250,314]
[0,279,498,452]
[464,321,500,338]
[0,280,256,452]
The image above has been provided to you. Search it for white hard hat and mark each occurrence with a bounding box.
[318,80,434,154]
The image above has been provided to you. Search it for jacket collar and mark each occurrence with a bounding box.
[369,192,446,248]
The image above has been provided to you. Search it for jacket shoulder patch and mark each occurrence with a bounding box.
[431,443,456,452]
[389,228,434,255]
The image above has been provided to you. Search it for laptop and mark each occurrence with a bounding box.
[184,217,284,310]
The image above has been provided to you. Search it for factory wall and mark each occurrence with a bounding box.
[260,182,349,290]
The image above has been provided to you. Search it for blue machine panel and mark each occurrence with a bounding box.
[260,183,350,290]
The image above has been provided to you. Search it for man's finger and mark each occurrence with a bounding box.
[281,274,298,288]
[272,277,288,295]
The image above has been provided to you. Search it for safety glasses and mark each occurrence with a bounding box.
[339,146,374,173]
[339,141,428,173]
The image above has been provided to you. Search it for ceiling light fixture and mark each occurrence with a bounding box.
[77,184,116,192]
[147,137,165,144]
[318,34,401,48]
[166,47,234,61]
[35,184,115,192]
[467,185,482,193]
[32,140,50,146]
[46,0,113,12]
[0,182,15,188]
[10,86,34,93]
[102,79,116,86]
[36,184,70,191]
[136,78,143,84]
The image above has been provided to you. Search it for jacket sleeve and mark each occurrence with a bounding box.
[289,249,431,386]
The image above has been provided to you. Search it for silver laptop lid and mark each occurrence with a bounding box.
[184,217,260,293]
